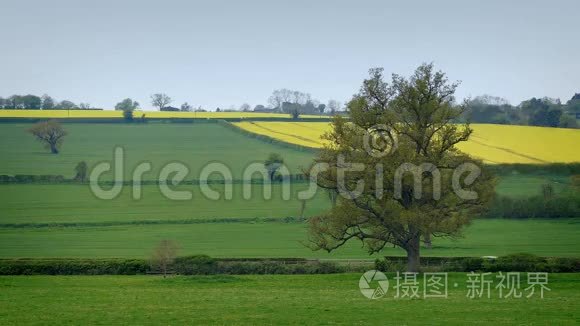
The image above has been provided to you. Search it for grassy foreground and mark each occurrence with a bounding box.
[0,274,578,324]
[0,219,578,259]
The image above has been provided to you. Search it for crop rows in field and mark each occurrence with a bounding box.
[234,122,580,164]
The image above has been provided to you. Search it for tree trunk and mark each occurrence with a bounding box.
[328,190,337,208]
[50,143,58,154]
[299,199,306,219]
[423,232,432,249]
[405,234,421,272]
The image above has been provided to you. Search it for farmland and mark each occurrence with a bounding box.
[0,122,578,261]
[0,120,578,324]
[0,173,572,225]
[0,184,330,225]
[0,219,579,259]
[0,109,327,119]
[0,274,578,324]
[0,123,314,179]
[3,1,580,324]
[234,121,580,164]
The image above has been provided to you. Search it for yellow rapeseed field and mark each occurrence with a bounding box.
[234,122,580,164]
[0,109,325,119]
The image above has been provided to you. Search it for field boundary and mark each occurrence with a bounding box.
[0,174,312,184]
[217,120,318,153]
[0,216,308,229]
[1,255,578,275]
[0,116,334,123]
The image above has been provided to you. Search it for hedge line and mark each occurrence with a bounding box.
[488,163,580,175]
[484,194,580,218]
[1,254,578,275]
[0,256,345,275]
[375,254,580,273]
[0,174,311,185]
[0,216,307,229]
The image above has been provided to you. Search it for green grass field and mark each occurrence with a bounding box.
[495,174,573,197]
[0,122,579,325]
[0,274,578,324]
[0,184,330,224]
[0,123,314,179]
[0,173,569,225]
[0,219,578,258]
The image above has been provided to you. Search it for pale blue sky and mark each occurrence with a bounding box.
[1,0,578,110]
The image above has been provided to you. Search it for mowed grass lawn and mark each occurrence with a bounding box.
[0,219,578,258]
[0,122,314,179]
[0,274,578,324]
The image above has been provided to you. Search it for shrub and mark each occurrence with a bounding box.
[374,258,407,272]
[374,255,580,273]
[484,253,545,272]
[485,194,580,218]
[0,175,15,183]
[0,259,149,275]
[461,257,485,272]
[173,255,217,275]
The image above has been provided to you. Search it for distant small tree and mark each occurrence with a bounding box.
[327,99,341,114]
[240,103,251,112]
[79,103,91,110]
[41,94,55,110]
[290,107,300,119]
[115,98,139,111]
[74,161,88,182]
[151,93,172,111]
[317,103,326,114]
[55,100,78,110]
[253,104,266,111]
[28,120,67,154]
[151,240,178,278]
[22,95,42,110]
[282,102,301,119]
[6,95,22,109]
[541,183,554,199]
[123,109,134,122]
[180,102,192,112]
[264,153,284,181]
[559,114,578,128]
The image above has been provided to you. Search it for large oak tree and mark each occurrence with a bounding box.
[308,63,495,272]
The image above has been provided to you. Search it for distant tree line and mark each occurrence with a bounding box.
[464,93,579,128]
[6,90,576,128]
[0,94,94,110]
[256,88,343,118]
